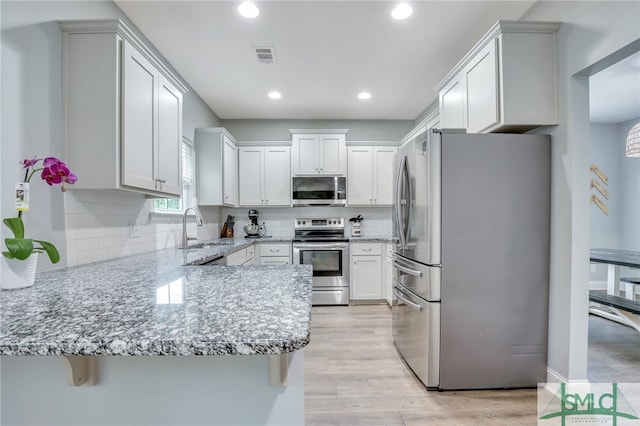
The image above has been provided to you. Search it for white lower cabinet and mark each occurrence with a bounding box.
[385,243,395,306]
[350,243,383,301]
[226,246,256,266]
[258,243,291,265]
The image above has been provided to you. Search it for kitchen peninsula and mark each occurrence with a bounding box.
[0,242,312,426]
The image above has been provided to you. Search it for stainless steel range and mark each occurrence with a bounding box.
[292,218,349,305]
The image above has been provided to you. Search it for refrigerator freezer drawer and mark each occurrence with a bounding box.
[392,283,440,389]
[392,254,440,302]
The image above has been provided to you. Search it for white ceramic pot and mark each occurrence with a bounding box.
[1,253,38,290]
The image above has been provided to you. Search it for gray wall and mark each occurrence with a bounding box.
[618,118,640,251]
[220,119,413,142]
[522,0,640,382]
[413,99,439,127]
[589,119,640,284]
[1,0,220,270]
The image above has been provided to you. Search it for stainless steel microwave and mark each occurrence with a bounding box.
[292,176,346,206]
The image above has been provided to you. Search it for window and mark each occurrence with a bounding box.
[154,137,195,212]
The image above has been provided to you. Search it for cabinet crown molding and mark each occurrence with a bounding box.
[236,140,292,147]
[59,19,188,94]
[195,127,237,143]
[289,129,349,135]
[434,19,560,91]
[346,140,399,147]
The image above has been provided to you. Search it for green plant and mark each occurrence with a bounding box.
[2,156,77,264]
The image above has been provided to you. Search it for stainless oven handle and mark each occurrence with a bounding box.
[293,244,348,250]
[314,289,345,293]
[392,260,423,277]
[393,288,423,312]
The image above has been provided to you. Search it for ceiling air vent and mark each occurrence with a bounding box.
[254,46,276,64]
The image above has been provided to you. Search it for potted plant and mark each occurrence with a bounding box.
[1,157,77,289]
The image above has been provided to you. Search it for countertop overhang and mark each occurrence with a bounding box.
[0,240,312,357]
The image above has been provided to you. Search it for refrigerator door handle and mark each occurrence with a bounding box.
[392,260,423,277]
[395,155,408,248]
[393,288,423,312]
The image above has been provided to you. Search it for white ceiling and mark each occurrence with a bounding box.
[115,0,537,120]
[589,51,640,124]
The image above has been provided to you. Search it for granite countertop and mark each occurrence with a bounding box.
[0,243,312,356]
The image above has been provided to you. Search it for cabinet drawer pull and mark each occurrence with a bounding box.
[362,248,372,252]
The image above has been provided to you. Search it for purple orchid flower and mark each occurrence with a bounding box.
[41,157,78,186]
[20,157,41,169]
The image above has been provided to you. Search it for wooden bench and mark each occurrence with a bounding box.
[589,290,640,332]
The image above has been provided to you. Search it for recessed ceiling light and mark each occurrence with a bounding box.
[358,92,372,100]
[391,3,412,20]
[238,2,259,18]
[268,91,282,100]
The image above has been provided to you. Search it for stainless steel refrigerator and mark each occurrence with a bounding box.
[391,128,550,390]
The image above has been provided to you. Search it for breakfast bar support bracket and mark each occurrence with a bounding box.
[62,355,97,386]
[268,354,289,387]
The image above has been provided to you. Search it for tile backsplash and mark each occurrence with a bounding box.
[64,190,221,267]
[63,190,392,267]
[221,206,393,238]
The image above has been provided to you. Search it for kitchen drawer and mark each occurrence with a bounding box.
[259,256,291,265]
[351,243,382,256]
[246,245,255,259]
[259,243,291,257]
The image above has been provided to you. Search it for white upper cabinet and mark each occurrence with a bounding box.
[347,146,396,206]
[239,146,291,206]
[439,75,465,129]
[195,128,239,207]
[60,20,186,197]
[436,20,560,133]
[290,130,347,176]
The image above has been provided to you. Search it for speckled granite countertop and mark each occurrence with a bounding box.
[0,241,312,356]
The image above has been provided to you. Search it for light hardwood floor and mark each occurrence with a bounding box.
[304,305,640,425]
[304,305,538,425]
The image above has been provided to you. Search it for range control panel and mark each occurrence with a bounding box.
[294,217,344,229]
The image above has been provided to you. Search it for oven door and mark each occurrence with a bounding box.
[292,242,349,305]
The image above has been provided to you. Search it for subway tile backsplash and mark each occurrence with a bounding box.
[64,189,391,267]
[221,206,393,238]
[64,190,222,267]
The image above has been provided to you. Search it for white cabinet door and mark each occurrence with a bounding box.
[347,146,395,206]
[319,134,346,175]
[292,134,318,175]
[439,76,465,129]
[157,75,183,196]
[347,147,374,205]
[226,248,246,265]
[239,147,264,206]
[465,40,498,133]
[351,255,382,300]
[122,41,157,192]
[373,147,395,205]
[263,147,291,206]
[291,132,347,176]
[223,135,238,206]
[61,21,185,198]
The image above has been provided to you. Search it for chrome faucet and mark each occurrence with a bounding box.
[182,206,204,248]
